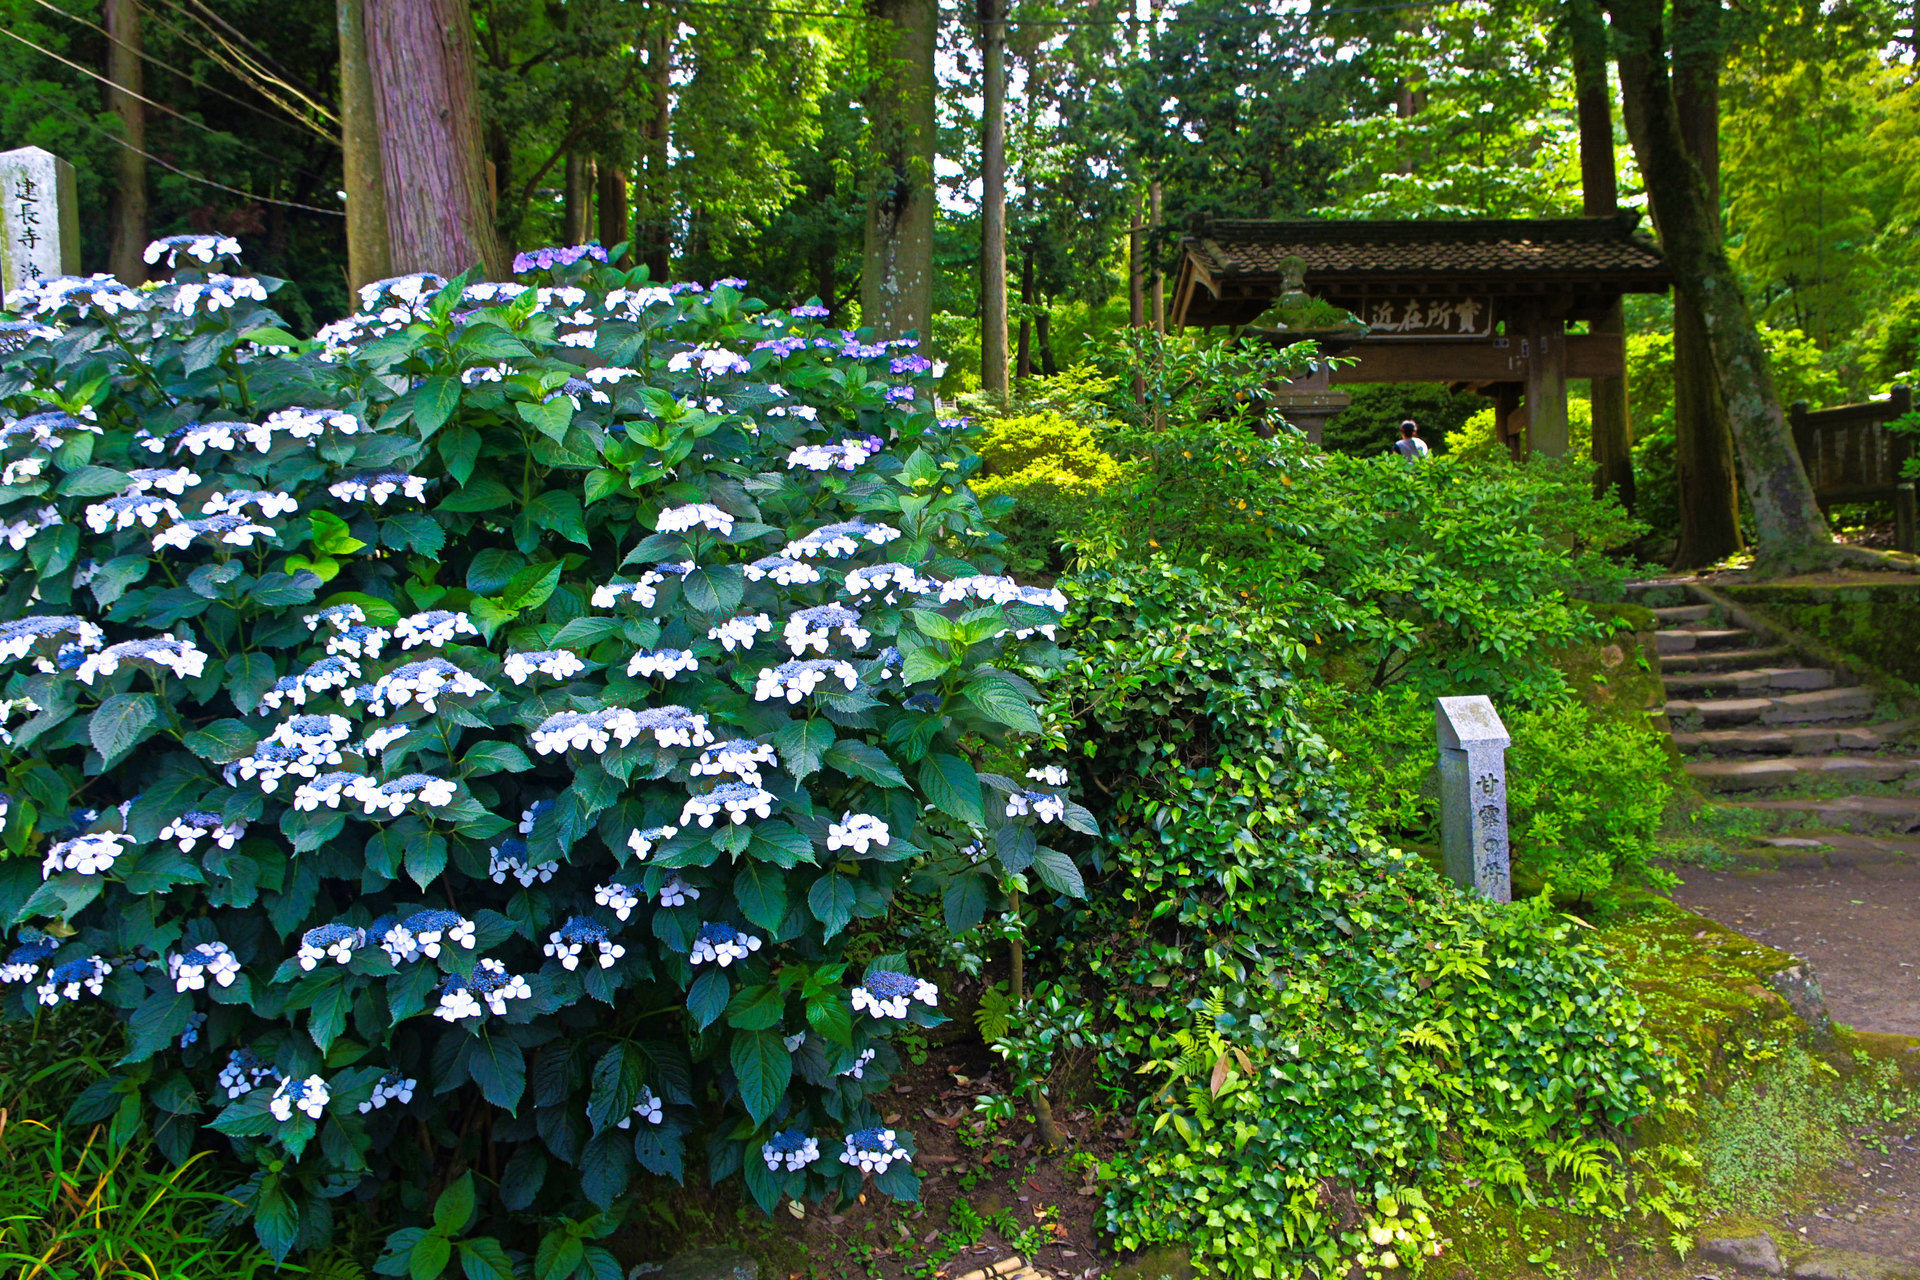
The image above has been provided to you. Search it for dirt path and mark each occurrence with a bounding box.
[1671,859,1920,1037]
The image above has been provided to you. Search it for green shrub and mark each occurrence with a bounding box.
[1055,563,1681,1278]
[1447,396,1593,464]
[1301,684,1676,900]
[971,411,1123,575]
[1321,381,1485,457]
[0,245,1080,1264]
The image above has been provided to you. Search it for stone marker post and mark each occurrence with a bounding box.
[1435,695,1512,904]
[0,147,81,299]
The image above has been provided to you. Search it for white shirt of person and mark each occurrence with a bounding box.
[1392,436,1430,458]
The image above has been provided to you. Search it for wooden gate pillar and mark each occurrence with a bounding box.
[1523,312,1570,458]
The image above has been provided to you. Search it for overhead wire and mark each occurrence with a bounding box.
[138,0,338,126]
[16,81,345,217]
[22,0,337,143]
[0,25,310,168]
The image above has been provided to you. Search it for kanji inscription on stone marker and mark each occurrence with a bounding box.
[1435,695,1512,904]
[1,147,81,299]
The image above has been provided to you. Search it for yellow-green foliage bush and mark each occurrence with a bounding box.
[1448,397,1594,464]
[972,412,1122,573]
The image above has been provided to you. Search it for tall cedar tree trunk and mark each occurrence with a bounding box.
[106,0,147,286]
[562,153,591,247]
[1149,180,1165,333]
[1664,0,1743,566]
[1015,243,1034,379]
[338,0,392,292]
[1037,307,1057,376]
[1570,0,1634,510]
[597,159,627,266]
[860,0,936,339]
[364,0,505,279]
[636,23,671,280]
[1127,189,1145,327]
[978,0,1009,398]
[1607,0,1858,573]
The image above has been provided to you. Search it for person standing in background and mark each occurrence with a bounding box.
[1393,419,1430,459]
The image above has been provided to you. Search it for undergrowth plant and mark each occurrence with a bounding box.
[0,244,1089,1263]
[1057,562,1684,1278]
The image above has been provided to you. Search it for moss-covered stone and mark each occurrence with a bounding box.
[1721,581,1920,692]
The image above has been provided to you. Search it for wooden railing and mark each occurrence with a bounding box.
[1788,384,1916,554]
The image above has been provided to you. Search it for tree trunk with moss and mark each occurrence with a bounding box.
[1570,0,1634,511]
[860,0,936,340]
[1607,0,1877,575]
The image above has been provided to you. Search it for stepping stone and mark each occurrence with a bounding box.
[1788,1247,1920,1279]
[1660,644,1797,672]
[1663,667,1836,696]
[1686,756,1920,792]
[1761,686,1877,725]
[1666,696,1773,727]
[1655,627,1750,654]
[1650,603,1715,624]
[1730,794,1920,834]
[1670,725,1897,755]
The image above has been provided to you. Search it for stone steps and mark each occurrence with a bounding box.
[1660,644,1798,672]
[1666,686,1880,729]
[1685,755,1920,792]
[1663,666,1837,697]
[1725,793,1920,834]
[1656,626,1754,654]
[1650,603,1716,625]
[1672,722,1914,756]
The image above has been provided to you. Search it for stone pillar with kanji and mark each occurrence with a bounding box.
[1,147,82,299]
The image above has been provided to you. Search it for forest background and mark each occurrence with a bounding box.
[5,0,1918,538]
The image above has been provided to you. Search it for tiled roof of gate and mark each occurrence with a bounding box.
[1184,216,1668,279]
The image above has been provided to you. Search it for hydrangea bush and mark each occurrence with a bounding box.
[0,243,1090,1261]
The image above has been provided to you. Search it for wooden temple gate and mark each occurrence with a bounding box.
[1168,216,1673,454]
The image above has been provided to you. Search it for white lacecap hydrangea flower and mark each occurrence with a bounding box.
[5,273,143,318]
[348,657,490,714]
[626,648,697,679]
[36,955,112,1007]
[359,1070,417,1113]
[219,1049,277,1099]
[488,839,559,887]
[840,1047,877,1080]
[329,472,429,505]
[86,492,183,533]
[305,603,367,633]
[362,724,410,755]
[708,613,771,652]
[394,611,479,651]
[1005,790,1067,823]
[200,488,298,518]
[151,512,279,552]
[166,273,268,316]
[265,713,354,761]
[258,655,362,711]
[625,825,679,859]
[1027,765,1070,787]
[783,520,901,560]
[292,770,362,812]
[658,875,698,908]
[545,917,626,971]
[635,706,714,749]
[224,742,322,792]
[0,616,104,664]
[1,504,59,550]
[327,625,390,659]
[269,1074,331,1122]
[386,910,475,964]
[840,1127,911,1176]
[460,364,508,386]
[783,604,871,655]
[501,648,588,686]
[126,466,201,496]
[843,563,933,600]
[827,813,890,856]
[591,575,660,610]
[691,739,776,784]
[851,969,939,1020]
[743,554,820,587]
[679,782,774,829]
[144,233,242,266]
[168,941,242,992]
[593,882,642,921]
[76,634,209,684]
[616,1086,665,1129]
[435,959,530,1020]
[753,658,858,704]
[0,932,59,985]
[297,923,366,970]
[157,810,245,852]
[667,347,751,377]
[763,1129,822,1172]
[655,503,734,537]
[42,831,135,878]
[347,772,458,817]
[785,439,877,472]
[689,923,762,967]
